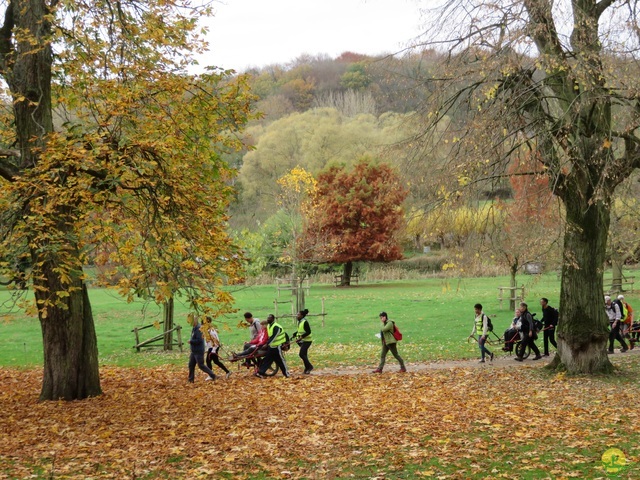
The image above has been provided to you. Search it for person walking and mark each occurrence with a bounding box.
[256,314,290,378]
[243,312,262,343]
[470,303,494,363]
[187,314,217,382]
[203,317,232,379]
[293,308,314,374]
[373,311,406,373]
[617,295,633,339]
[515,302,541,361]
[540,298,559,356]
[605,295,628,353]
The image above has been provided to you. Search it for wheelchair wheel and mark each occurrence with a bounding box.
[258,358,279,377]
[519,343,531,360]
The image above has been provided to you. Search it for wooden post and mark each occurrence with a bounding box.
[321,297,325,327]
[163,297,174,351]
[176,325,183,352]
[134,327,141,352]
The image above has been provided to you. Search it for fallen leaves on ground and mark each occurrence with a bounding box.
[1,358,639,479]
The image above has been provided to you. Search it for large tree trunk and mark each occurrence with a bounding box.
[4,0,102,400]
[37,265,101,401]
[341,261,353,286]
[552,198,612,374]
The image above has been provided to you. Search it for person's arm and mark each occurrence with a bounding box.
[381,321,394,333]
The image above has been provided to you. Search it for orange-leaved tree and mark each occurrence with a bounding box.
[0,0,254,400]
[303,160,407,286]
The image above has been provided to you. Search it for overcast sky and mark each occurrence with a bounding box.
[199,0,428,72]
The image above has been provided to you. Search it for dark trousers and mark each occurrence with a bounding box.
[298,341,313,371]
[543,327,557,355]
[378,342,405,371]
[503,329,518,351]
[258,345,289,377]
[609,322,628,351]
[188,352,216,382]
[517,334,540,358]
[206,348,229,373]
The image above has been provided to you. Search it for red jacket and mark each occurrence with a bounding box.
[250,328,267,347]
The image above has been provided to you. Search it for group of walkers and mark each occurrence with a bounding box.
[472,298,559,363]
[188,293,637,381]
[605,294,635,353]
[472,294,637,364]
[187,309,314,382]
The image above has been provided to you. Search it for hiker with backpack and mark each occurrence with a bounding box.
[470,303,494,363]
[515,302,542,361]
[372,311,406,373]
[605,295,628,353]
[540,298,559,357]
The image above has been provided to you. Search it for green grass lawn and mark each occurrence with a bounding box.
[0,272,574,368]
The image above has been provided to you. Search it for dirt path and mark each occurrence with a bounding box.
[310,346,640,376]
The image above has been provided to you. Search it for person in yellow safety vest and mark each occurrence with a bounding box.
[470,303,495,363]
[256,314,290,378]
[293,308,314,374]
[618,295,633,339]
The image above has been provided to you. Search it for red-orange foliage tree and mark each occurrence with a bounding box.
[303,160,407,285]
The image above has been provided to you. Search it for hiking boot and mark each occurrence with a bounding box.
[400,367,407,372]
[489,352,494,362]
[621,347,629,353]
[514,357,523,362]
[608,350,615,354]
[205,375,216,381]
[479,359,485,363]
[532,355,542,361]
[372,368,382,373]
[225,372,232,379]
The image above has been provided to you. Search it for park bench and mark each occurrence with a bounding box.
[334,274,359,286]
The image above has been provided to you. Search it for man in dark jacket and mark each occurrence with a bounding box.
[187,315,217,382]
[515,302,541,361]
[540,298,559,356]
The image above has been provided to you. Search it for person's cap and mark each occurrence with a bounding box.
[618,295,625,300]
[604,295,611,301]
[379,311,387,317]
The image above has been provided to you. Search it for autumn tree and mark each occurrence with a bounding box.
[482,153,563,309]
[234,108,411,229]
[303,160,407,285]
[413,0,640,373]
[0,0,252,400]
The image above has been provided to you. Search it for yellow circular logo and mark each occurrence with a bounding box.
[602,448,626,473]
